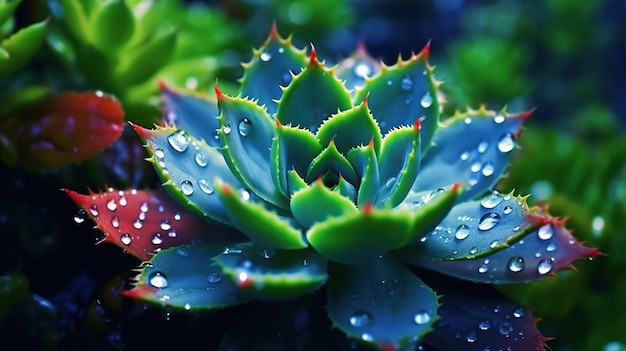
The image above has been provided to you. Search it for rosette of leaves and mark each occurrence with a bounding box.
[46,0,245,125]
[66,27,600,350]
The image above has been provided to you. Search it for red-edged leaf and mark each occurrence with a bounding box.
[63,187,244,261]
[0,92,125,168]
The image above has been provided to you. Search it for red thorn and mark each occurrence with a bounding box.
[451,182,462,193]
[362,202,373,215]
[362,92,370,106]
[413,116,426,131]
[214,80,224,100]
[128,121,151,138]
[368,137,374,148]
[269,21,279,39]
[587,248,607,257]
[518,106,537,120]
[121,285,157,299]
[309,43,318,65]
[420,39,432,57]
[275,118,282,128]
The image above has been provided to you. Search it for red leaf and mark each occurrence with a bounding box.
[0,92,125,168]
[64,188,243,261]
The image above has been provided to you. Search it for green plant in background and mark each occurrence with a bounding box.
[66,26,599,350]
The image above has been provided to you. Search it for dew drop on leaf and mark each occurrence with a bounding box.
[480,192,503,209]
[479,320,491,330]
[167,130,190,152]
[471,161,482,173]
[512,307,524,318]
[111,216,120,228]
[481,162,495,177]
[478,212,500,231]
[400,75,413,90]
[152,233,163,245]
[160,219,171,231]
[455,224,470,240]
[546,242,557,252]
[154,148,165,159]
[537,224,554,240]
[466,332,477,343]
[74,209,87,223]
[106,199,117,211]
[508,257,525,272]
[385,177,396,189]
[181,180,194,195]
[120,233,132,245]
[207,272,222,283]
[503,205,513,215]
[349,311,373,327]
[414,310,431,325]
[497,133,515,153]
[238,118,252,136]
[140,201,149,213]
[149,272,169,289]
[198,178,214,194]
[223,123,232,135]
[498,322,513,335]
[133,219,143,229]
[477,140,489,153]
[89,204,99,216]
[195,152,208,167]
[260,52,271,61]
[494,115,505,124]
[420,93,433,108]
[537,259,553,275]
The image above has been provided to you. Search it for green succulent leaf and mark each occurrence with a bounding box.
[239,28,308,114]
[160,84,220,147]
[412,107,528,201]
[286,169,308,196]
[213,242,327,300]
[88,0,135,53]
[306,205,412,264]
[215,179,307,250]
[327,257,439,349]
[275,50,352,133]
[124,242,253,311]
[217,92,288,208]
[132,123,241,224]
[399,191,535,261]
[334,44,381,93]
[0,20,46,79]
[376,121,422,208]
[333,176,358,203]
[316,100,381,155]
[56,0,90,42]
[346,142,379,208]
[306,139,357,185]
[116,28,177,86]
[355,46,439,149]
[0,0,20,29]
[291,178,358,229]
[270,122,321,197]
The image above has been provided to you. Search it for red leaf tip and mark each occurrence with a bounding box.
[269,21,280,39]
[414,116,426,131]
[308,43,318,65]
[362,202,373,215]
[214,80,224,100]
[518,106,537,120]
[451,182,462,193]
[420,39,432,57]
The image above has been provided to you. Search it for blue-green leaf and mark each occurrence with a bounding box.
[291,178,358,229]
[347,142,379,208]
[316,100,381,155]
[327,257,439,349]
[306,139,357,185]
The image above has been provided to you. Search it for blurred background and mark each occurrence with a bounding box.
[1,0,625,350]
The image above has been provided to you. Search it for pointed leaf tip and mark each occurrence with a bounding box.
[414,116,426,131]
[308,43,318,65]
[421,39,431,57]
[269,21,280,39]
[362,202,373,215]
[518,106,537,120]
[128,122,151,139]
[214,81,224,100]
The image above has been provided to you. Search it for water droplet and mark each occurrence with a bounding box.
[154,148,165,158]
[184,303,191,310]
[466,332,477,343]
[460,150,470,161]
[133,219,143,229]
[546,242,557,252]
[138,212,147,221]
[207,272,222,283]
[119,196,127,206]
[120,233,132,245]
[498,322,513,335]
[508,257,525,272]
[167,130,190,152]
[361,333,374,342]
[223,123,231,135]
[455,224,470,240]
[89,204,99,216]
[497,133,515,153]
[477,140,489,153]
[111,216,120,228]
[414,310,431,325]
[470,247,478,255]
[140,201,149,213]
[490,240,499,248]
[478,264,488,273]
[151,233,163,245]
[481,192,503,209]
[479,320,492,330]
[355,63,371,78]
[74,209,87,223]
[503,205,513,214]
[537,259,553,274]
[471,161,482,173]
[181,180,194,195]
[513,307,524,318]
[238,118,252,136]
[195,152,208,167]
[168,230,177,237]
[223,246,242,255]
[385,177,396,189]
[240,189,251,201]
[349,311,373,327]
[106,199,117,211]
[400,75,413,90]
[592,216,605,237]
[149,272,168,289]
[494,115,505,124]
[478,212,501,231]
[420,93,433,108]
[260,52,271,61]
[198,178,214,194]
[160,219,171,231]
[386,80,393,86]
[537,224,554,240]
[482,163,495,177]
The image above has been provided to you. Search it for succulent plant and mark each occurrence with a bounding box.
[65,26,601,350]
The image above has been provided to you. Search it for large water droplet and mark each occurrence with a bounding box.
[477,140,489,153]
[537,224,554,240]
[181,180,194,196]
[349,311,373,327]
[414,310,431,325]
[198,178,214,194]
[154,148,165,159]
[455,224,470,240]
[240,189,251,201]
[497,133,515,153]
[471,161,482,173]
[478,212,500,231]
[498,322,513,335]
[195,152,208,167]
[207,272,222,283]
[537,259,553,274]
[482,163,495,177]
[149,272,168,289]
[260,52,271,61]
[420,93,433,108]
[238,118,252,136]
[106,199,117,211]
[481,192,503,209]
[508,257,525,272]
[120,233,132,245]
[119,196,127,206]
[133,219,143,229]
[400,75,413,90]
[223,123,231,135]
[494,115,505,124]
[355,63,371,78]
[167,130,190,152]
